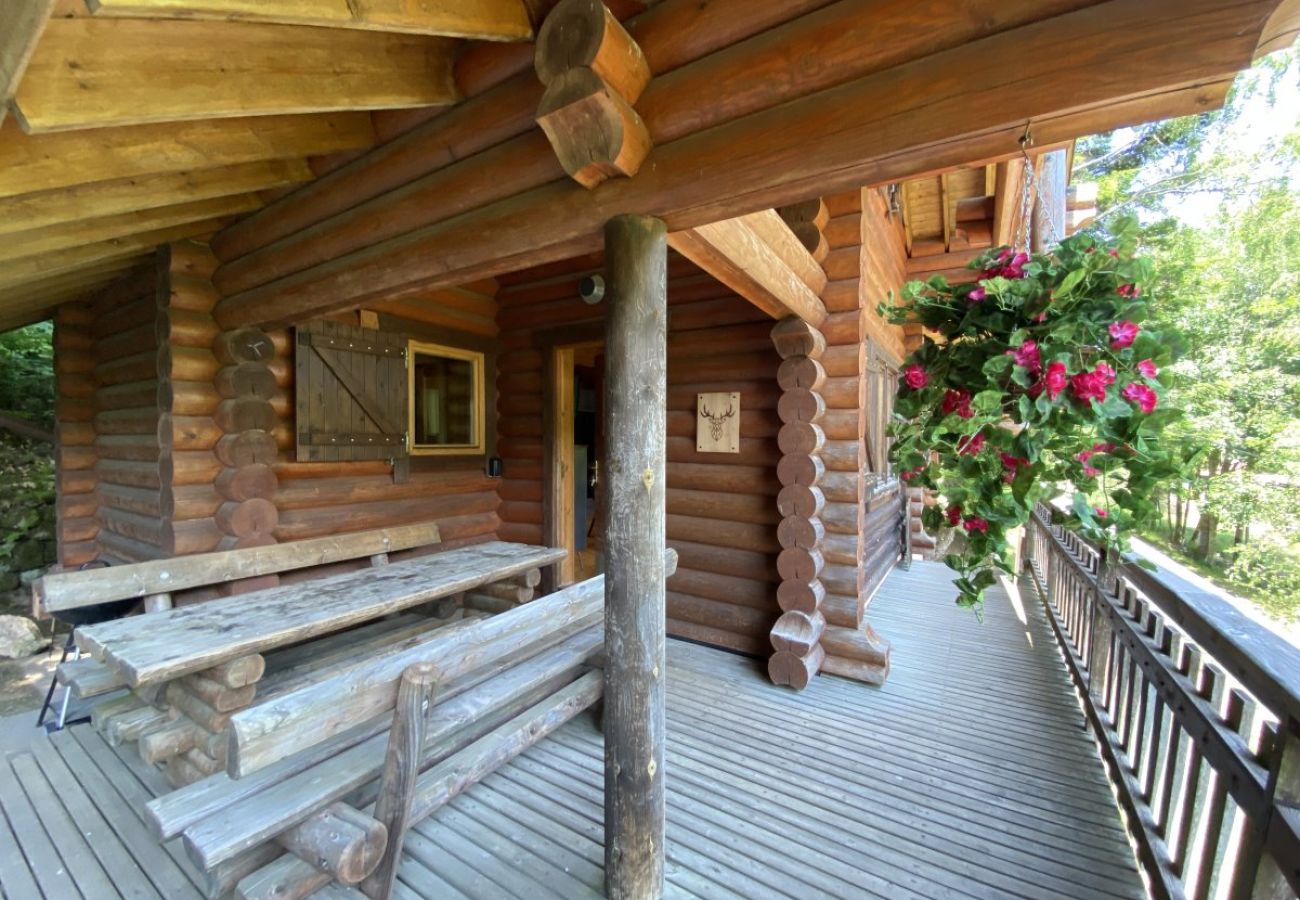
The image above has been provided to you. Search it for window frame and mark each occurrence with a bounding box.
[406,339,486,456]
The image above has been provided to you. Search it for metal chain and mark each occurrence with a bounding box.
[1016,125,1037,252]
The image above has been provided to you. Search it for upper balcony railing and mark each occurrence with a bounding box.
[1023,504,1300,900]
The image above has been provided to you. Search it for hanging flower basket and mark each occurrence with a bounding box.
[880,222,1188,608]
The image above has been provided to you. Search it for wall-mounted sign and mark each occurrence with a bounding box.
[696,391,740,454]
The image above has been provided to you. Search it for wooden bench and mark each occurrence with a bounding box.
[32,531,676,899]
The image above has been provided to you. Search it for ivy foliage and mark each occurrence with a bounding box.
[879,222,1193,608]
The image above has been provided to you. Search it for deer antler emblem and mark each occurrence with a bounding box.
[700,399,736,442]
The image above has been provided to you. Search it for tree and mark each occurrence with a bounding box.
[0,323,55,432]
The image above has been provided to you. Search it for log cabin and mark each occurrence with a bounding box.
[1,2,1298,899]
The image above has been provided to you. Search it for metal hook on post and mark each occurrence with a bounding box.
[1015,122,1038,252]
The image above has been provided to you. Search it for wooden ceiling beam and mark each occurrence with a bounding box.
[86,0,534,41]
[213,0,1288,328]
[669,213,827,326]
[0,194,263,263]
[0,0,54,129]
[12,18,459,133]
[0,220,225,290]
[0,257,149,330]
[0,159,311,236]
[0,113,373,200]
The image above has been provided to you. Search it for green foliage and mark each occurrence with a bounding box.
[881,224,1191,608]
[0,434,56,578]
[0,323,55,430]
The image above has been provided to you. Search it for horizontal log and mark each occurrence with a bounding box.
[666,488,779,526]
[769,609,825,655]
[776,546,822,583]
[273,494,498,542]
[666,513,778,554]
[820,591,862,629]
[277,802,385,887]
[821,439,863,472]
[669,539,777,582]
[776,355,825,391]
[665,592,774,635]
[776,388,825,425]
[776,484,824,519]
[777,515,824,551]
[776,577,824,615]
[667,567,773,609]
[822,500,861,536]
[776,454,823,488]
[768,644,824,690]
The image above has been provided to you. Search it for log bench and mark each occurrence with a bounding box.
[33,526,676,899]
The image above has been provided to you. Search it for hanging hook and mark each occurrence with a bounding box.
[1018,122,1035,160]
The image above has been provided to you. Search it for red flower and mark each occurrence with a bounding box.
[1071,363,1116,404]
[1075,449,1101,478]
[1137,359,1158,379]
[1095,507,1109,518]
[1092,442,1117,453]
[999,452,1029,483]
[981,248,1030,280]
[903,364,929,390]
[1122,382,1158,414]
[1043,362,1067,401]
[1116,283,1141,298]
[963,516,990,534]
[967,286,987,303]
[1109,320,1140,349]
[941,389,974,419]
[1108,249,1120,258]
[957,431,985,456]
[945,505,962,527]
[1007,340,1042,375]
[900,465,927,483]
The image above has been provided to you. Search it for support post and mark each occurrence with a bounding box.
[602,213,668,900]
[360,663,435,899]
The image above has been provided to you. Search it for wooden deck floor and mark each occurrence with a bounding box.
[0,561,1144,899]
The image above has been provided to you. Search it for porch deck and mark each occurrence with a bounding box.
[0,561,1144,899]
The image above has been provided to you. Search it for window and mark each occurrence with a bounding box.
[408,340,485,455]
[865,340,900,482]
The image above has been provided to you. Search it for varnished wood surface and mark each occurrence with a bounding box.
[0,561,1143,899]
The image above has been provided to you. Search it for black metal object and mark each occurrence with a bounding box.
[35,559,135,731]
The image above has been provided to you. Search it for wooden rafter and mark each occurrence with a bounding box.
[0,257,148,331]
[0,158,311,236]
[86,0,534,41]
[0,113,373,199]
[0,0,54,128]
[669,211,827,326]
[13,18,459,132]
[0,194,262,263]
[0,220,224,290]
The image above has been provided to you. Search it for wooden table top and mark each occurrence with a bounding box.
[76,542,566,687]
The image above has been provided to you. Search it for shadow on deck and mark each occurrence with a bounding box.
[0,561,1143,899]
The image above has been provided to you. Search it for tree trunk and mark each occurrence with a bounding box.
[602,213,668,900]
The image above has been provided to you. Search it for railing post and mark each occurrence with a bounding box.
[1086,549,1118,704]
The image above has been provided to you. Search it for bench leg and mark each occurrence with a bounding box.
[360,663,436,900]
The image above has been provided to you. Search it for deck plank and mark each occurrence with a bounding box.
[0,561,1143,900]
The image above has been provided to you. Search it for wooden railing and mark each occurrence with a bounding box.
[1023,505,1300,900]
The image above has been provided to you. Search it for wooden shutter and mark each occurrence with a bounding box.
[295,319,408,462]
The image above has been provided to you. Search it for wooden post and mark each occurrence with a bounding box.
[360,663,435,900]
[602,214,667,900]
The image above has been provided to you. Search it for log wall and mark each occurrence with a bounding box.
[89,261,172,563]
[53,301,99,568]
[494,253,782,656]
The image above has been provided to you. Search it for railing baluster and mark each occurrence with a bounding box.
[1192,684,1241,900]
[1155,634,1188,835]
[1170,649,1207,873]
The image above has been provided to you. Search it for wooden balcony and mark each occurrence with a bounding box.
[0,560,1145,899]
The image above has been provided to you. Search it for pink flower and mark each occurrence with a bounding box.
[967,286,986,303]
[941,389,974,419]
[957,431,985,456]
[1108,249,1120,258]
[945,505,962,527]
[1137,359,1158,379]
[1008,340,1042,375]
[1095,507,1109,518]
[900,465,927,483]
[1116,283,1141,298]
[1071,363,1117,404]
[1000,452,1029,483]
[1043,362,1067,401]
[981,248,1030,280]
[963,516,990,534]
[1122,382,1158,414]
[1109,320,1140,349]
[1092,442,1117,453]
[1075,449,1101,478]
[904,364,929,390]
